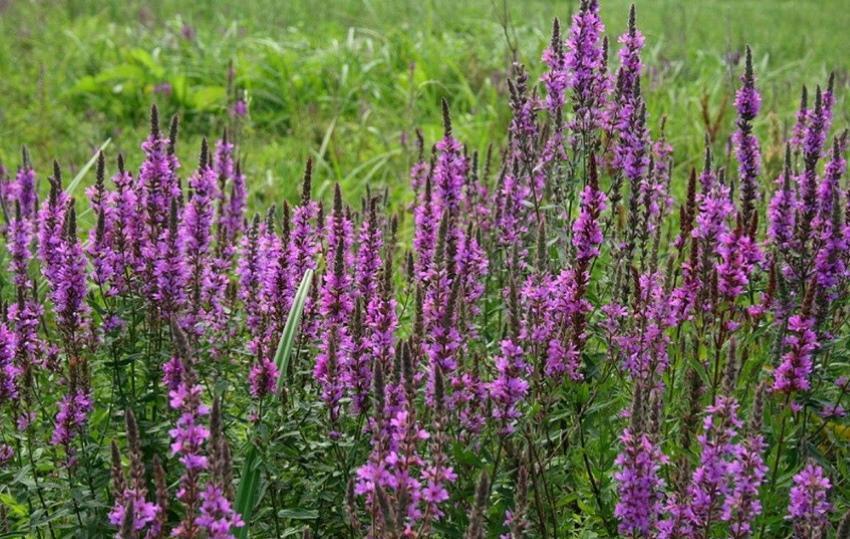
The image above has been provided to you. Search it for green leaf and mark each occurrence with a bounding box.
[276,508,318,520]
[274,269,313,390]
[233,445,262,539]
[234,269,312,539]
[65,139,112,197]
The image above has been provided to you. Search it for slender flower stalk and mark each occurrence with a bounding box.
[180,140,219,335]
[734,46,762,226]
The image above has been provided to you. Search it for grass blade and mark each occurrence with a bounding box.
[64,138,111,196]
[275,268,313,389]
[234,268,313,538]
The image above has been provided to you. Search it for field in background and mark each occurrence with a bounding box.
[1,0,848,207]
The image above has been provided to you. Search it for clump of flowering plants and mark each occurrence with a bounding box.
[0,1,849,537]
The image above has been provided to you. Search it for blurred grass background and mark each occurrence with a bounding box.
[0,0,847,207]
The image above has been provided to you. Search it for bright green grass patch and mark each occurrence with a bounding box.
[0,0,847,210]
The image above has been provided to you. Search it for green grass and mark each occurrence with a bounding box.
[1,0,848,208]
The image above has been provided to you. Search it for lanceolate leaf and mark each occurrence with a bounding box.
[65,138,112,196]
[274,269,313,390]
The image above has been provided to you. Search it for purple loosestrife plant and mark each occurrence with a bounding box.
[540,18,568,114]
[488,338,530,435]
[0,322,20,404]
[13,147,37,220]
[154,200,187,322]
[355,198,383,304]
[38,163,69,289]
[734,46,762,226]
[52,202,91,353]
[614,386,667,537]
[768,147,797,254]
[108,411,161,537]
[5,5,850,537]
[108,154,142,294]
[237,215,263,351]
[787,462,832,537]
[86,153,119,294]
[722,385,767,538]
[773,295,818,393]
[563,0,607,142]
[179,140,219,336]
[314,185,355,423]
[165,323,211,539]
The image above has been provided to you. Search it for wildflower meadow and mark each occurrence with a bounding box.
[0,0,848,537]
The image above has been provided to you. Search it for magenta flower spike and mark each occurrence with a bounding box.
[733,46,762,226]
[787,462,832,537]
[179,139,219,335]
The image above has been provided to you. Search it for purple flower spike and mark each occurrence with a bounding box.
[733,46,762,226]
[787,462,831,538]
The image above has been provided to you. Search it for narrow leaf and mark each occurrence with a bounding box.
[234,268,312,539]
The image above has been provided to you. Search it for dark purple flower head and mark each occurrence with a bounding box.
[0,322,20,403]
[572,158,607,263]
[140,105,181,240]
[734,46,761,121]
[14,146,37,220]
[38,162,69,288]
[563,0,607,136]
[9,201,33,290]
[180,139,219,333]
[617,5,644,98]
[52,201,91,347]
[734,46,762,225]
[86,152,118,290]
[541,17,568,112]
[289,159,320,285]
[768,146,797,250]
[433,100,467,218]
[772,310,818,393]
[488,339,530,434]
[614,418,667,534]
[154,199,187,320]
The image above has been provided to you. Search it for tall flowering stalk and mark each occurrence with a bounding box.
[139,107,181,297]
[13,146,37,220]
[488,338,529,435]
[734,46,762,226]
[86,153,119,294]
[660,354,742,538]
[165,323,209,538]
[179,140,219,335]
[50,206,94,463]
[768,147,797,254]
[433,100,467,224]
[0,322,20,405]
[540,18,567,114]
[154,200,187,321]
[614,385,667,537]
[314,185,355,425]
[786,462,831,538]
[563,0,607,141]
[355,198,383,305]
[772,295,818,393]
[38,163,69,288]
[238,216,265,356]
[722,384,767,538]
[365,240,397,374]
[288,160,321,340]
[108,410,161,536]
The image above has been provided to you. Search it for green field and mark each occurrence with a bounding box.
[1,0,847,205]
